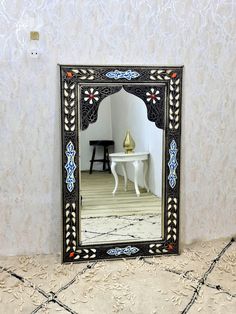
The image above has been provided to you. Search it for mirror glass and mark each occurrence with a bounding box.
[79,87,163,245]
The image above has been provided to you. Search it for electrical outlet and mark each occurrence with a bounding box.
[29,49,39,58]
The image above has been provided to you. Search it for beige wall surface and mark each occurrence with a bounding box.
[0,0,235,255]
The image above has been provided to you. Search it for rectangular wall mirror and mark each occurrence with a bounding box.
[60,65,183,263]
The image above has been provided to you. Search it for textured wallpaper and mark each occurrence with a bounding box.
[0,0,235,255]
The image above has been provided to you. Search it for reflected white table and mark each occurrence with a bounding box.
[109,152,149,197]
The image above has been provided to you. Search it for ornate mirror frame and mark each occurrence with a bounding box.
[60,65,183,263]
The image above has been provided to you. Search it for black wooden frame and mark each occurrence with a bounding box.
[60,65,183,263]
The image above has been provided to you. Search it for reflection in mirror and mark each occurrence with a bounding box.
[80,88,163,245]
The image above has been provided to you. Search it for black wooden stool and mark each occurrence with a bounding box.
[89,140,114,174]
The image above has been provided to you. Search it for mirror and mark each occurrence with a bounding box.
[80,88,163,245]
[60,65,183,263]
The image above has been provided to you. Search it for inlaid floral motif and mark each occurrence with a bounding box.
[84,88,99,104]
[146,88,161,104]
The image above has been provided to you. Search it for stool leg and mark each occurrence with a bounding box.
[103,146,106,171]
[89,147,96,174]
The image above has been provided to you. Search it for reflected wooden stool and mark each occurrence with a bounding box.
[89,140,114,174]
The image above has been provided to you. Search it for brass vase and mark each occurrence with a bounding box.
[123,130,135,154]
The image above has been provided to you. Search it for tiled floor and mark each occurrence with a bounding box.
[0,238,235,313]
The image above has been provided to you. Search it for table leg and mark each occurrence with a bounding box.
[143,160,149,192]
[121,162,127,191]
[111,161,118,195]
[133,160,140,197]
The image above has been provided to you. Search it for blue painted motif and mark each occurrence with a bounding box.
[168,140,178,188]
[105,70,140,80]
[107,246,139,256]
[65,141,76,192]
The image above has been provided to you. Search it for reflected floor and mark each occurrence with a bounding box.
[80,171,162,244]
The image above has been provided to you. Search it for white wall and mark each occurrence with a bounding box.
[0,0,235,255]
[80,97,112,171]
[110,89,163,197]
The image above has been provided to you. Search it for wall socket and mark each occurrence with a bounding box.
[29,49,39,58]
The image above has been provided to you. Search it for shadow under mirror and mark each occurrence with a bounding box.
[80,88,163,245]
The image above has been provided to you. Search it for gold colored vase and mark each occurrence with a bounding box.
[123,130,135,154]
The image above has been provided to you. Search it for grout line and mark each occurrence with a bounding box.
[31,300,51,314]
[204,282,236,298]
[54,261,97,295]
[181,238,235,313]
[165,265,236,298]
[143,259,199,283]
[164,267,236,298]
[29,261,96,314]
[0,262,96,314]
[1,239,235,313]
[143,238,236,302]
[0,266,49,299]
[31,296,79,314]
[54,298,79,314]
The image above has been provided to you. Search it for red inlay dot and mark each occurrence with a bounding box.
[66,72,73,78]
[171,72,177,78]
[69,251,75,257]
[167,243,174,251]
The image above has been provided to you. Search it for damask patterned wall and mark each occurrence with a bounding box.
[0,0,235,255]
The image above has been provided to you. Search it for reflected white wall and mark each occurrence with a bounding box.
[110,89,163,197]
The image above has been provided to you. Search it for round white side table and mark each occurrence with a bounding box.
[109,152,150,197]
